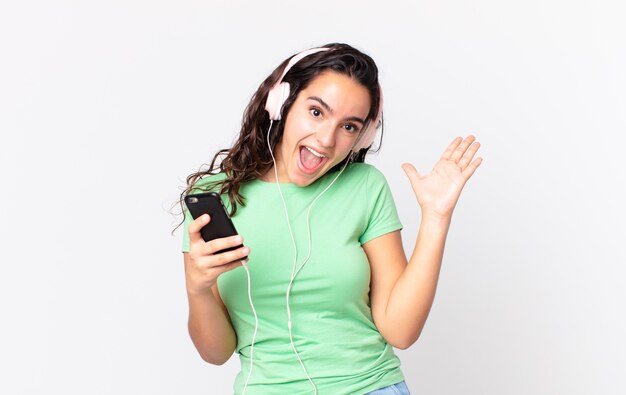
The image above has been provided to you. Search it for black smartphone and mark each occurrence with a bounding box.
[184,192,244,256]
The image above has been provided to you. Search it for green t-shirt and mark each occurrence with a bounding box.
[182,163,405,394]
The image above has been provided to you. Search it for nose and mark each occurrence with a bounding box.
[314,120,336,149]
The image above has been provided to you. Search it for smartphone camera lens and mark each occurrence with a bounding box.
[188,197,198,204]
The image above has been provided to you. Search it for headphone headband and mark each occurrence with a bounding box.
[276,47,330,87]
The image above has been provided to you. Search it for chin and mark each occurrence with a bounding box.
[288,167,326,187]
[291,176,317,187]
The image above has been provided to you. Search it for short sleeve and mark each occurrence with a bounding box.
[359,167,403,245]
[181,208,194,253]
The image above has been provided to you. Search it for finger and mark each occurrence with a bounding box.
[458,141,481,169]
[450,135,476,163]
[213,258,250,277]
[401,163,422,182]
[210,245,250,266]
[204,235,245,255]
[461,157,483,180]
[188,214,210,245]
[440,136,463,160]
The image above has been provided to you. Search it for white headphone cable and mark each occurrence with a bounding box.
[265,120,319,394]
[269,120,356,395]
[244,118,355,395]
[286,157,350,309]
[283,157,350,395]
[240,258,258,395]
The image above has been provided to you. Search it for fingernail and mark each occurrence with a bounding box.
[234,235,242,243]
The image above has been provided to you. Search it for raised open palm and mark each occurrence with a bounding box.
[402,135,483,218]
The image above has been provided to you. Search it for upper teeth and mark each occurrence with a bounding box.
[305,146,326,158]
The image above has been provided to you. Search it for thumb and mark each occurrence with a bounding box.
[401,163,421,182]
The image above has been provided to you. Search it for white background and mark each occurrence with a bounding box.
[1,1,625,394]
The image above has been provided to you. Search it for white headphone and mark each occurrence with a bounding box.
[264,47,384,152]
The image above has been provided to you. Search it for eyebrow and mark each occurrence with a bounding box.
[307,96,366,125]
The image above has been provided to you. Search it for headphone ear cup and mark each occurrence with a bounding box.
[352,84,383,152]
[352,122,375,152]
[265,82,291,121]
[265,47,329,121]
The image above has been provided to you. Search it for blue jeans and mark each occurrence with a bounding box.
[364,380,410,395]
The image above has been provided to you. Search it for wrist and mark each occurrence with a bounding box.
[420,211,452,227]
[186,282,216,299]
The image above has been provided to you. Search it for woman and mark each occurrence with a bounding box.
[179,43,482,394]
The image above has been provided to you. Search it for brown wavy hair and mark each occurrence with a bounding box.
[173,43,384,232]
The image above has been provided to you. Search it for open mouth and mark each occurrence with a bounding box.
[298,146,328,174]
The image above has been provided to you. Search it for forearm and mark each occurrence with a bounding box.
[187,289,237,365]
[384,214,451,348]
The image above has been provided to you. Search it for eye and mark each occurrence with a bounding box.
[343,123,360,133]
[310,107,322,117]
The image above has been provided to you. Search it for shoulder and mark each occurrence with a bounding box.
[188,172,228,194]
[341,163,389,187]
